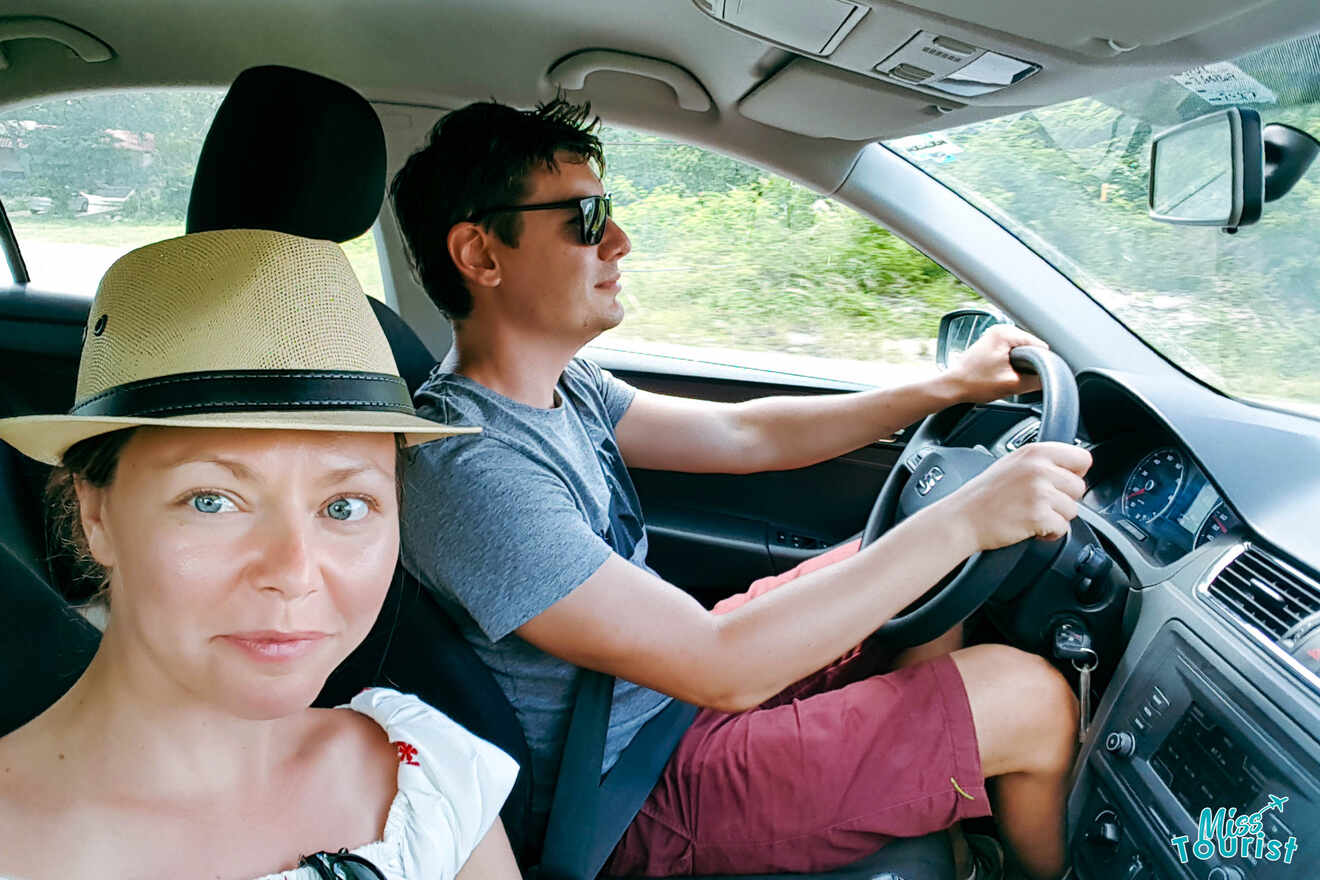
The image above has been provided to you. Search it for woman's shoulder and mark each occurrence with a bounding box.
[343,687,518,792]
[340,688,519,878]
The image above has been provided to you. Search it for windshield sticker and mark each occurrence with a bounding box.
[888,133,963,164]
[1169,794,1299,866]
[1172,62,1277,106]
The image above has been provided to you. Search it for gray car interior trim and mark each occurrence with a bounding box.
[3,0,1320,201]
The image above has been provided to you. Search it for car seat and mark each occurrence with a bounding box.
[0,64,954,880]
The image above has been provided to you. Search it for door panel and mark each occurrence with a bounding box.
[610,366,909,607]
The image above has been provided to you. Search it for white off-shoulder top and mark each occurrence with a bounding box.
[252,687,519,880]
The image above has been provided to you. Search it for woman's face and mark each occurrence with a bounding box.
[77,427,400,719]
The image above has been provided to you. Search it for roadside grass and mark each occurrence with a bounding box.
[8,217,386,302]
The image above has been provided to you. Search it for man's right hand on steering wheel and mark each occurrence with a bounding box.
[931,441,1093,555]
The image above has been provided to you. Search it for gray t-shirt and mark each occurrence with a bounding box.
[401,356,672,835]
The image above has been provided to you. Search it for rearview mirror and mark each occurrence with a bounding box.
[1149,107,1320,231]
[937,309,1004,369]
[1148,107,1263,229]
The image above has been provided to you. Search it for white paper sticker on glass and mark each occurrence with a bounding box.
[1172,62,1277,106]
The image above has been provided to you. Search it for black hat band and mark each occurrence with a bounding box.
[70,370,414,418]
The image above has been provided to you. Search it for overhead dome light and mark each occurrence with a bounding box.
[693,0,868,57]
[875,31,1040,98]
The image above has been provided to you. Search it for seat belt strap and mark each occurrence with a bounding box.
[538,670,696,880]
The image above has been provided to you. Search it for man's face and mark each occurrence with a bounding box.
[485,153,631,343]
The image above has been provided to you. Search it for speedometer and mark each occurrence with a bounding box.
[1121,447,1186,524]
[1195,501,1241,548]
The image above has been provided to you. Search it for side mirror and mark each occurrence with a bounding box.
[1149,107,1320,231]
[1148,107,1263,230]
[936,308,1004,369]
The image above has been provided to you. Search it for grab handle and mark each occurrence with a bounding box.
[0,17,113,69]
[548,50,712,112]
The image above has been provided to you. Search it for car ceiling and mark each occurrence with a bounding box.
[2,0,1320,194]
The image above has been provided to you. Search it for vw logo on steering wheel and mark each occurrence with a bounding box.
[916,465,945,496]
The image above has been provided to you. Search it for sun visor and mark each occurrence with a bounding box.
[738,58,956,140]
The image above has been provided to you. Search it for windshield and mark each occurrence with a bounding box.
[887,32,1320,418]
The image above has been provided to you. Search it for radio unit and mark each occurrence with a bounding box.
[1072,623,1317,880]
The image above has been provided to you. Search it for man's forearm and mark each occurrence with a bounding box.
[700,500,978,711]
[730,372,964,473]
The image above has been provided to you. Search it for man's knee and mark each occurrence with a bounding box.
[952,644,1078,777]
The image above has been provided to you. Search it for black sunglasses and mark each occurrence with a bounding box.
[469,193,613,245]
[297,849,387,880]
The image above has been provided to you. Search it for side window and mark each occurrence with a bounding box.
[590,127,985,385]
[0,92,385,299]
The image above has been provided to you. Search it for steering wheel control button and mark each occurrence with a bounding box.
[905,445,934,469]
[1105,731,1136,757]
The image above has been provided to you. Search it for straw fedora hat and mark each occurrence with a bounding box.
[0,228,475,465]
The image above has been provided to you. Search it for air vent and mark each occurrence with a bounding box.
[1204,546,1320,643]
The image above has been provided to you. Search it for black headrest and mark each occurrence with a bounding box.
[186,65,385,243]
[186,65,437,393]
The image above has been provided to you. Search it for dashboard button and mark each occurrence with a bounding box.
[1292,629,1320,674]
[1105,731,1136,757]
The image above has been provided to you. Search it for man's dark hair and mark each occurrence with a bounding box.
[389,98,605,321]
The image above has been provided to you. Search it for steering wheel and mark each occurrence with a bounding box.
[859,347,1080,652]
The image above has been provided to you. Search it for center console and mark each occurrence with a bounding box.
[1071,622,1318,879]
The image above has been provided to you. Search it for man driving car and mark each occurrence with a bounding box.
[391,98,1092,880]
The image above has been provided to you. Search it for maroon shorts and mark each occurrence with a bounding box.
[605,541,991,876]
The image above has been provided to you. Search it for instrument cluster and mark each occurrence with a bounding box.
[1084,440,1244,565]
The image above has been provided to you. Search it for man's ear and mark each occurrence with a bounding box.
[447,222,502,289]
[74,478,116,570]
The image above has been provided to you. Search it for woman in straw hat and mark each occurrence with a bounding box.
[0,229,520,879]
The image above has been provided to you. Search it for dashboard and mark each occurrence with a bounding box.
[971,372,1320,880]
[968,373,1320,880]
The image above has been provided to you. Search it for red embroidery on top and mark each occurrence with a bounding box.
[394,741,421,766]
[1308,647,1320,662]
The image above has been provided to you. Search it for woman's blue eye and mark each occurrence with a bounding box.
[192,493,235,514]
[326,497,368,521]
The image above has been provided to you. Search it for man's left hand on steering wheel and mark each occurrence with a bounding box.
[943,324,1050,404]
